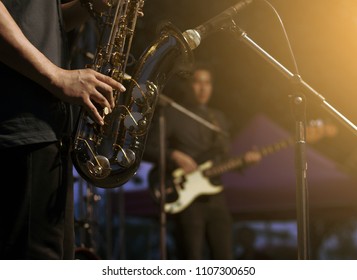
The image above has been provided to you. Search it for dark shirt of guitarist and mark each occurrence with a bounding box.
[145,64,261,260]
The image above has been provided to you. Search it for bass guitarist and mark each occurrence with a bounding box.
[145,63,261,260]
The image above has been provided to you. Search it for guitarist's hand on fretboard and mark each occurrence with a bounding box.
[171,150,198,174]
[243,149,262,166]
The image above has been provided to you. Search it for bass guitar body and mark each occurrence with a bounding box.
[149,160,223,214]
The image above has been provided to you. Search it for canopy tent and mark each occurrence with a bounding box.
[222,114,357,220]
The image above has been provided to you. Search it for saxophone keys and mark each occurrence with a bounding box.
[110,52,122,67]
[87,155,111,178]
[109,68,120,81]
[117,148,135,168]
[146,81,158,98]
[106,0,115,7]
[103,107,110,116]
[123,73,132,80]
[138,0,145,17]
[123,111,147,134]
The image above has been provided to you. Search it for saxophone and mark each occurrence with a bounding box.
[71,0,194,188]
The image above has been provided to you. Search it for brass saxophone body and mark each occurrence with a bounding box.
[72,0,193,188]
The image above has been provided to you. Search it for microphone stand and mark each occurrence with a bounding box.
[158,104,167,260]
[290,94,310,260]
[159,94,229,136]
[229,22,357,260]
[156,94,228,260]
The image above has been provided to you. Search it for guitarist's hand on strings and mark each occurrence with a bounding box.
[171,150,198,174]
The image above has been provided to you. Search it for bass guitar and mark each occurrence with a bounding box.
[148,121,337,214]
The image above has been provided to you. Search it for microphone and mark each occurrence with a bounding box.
[183,0,253,50]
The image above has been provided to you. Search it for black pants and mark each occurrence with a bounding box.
[174,192,233,260]
[0,141,74,259]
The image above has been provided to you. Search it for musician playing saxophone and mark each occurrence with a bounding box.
[0,0,126,259]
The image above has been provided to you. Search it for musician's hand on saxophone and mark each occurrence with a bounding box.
[49,67,126,125]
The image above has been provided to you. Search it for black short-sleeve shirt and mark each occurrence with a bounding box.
[0,0,70,148]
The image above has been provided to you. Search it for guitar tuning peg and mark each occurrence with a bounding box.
[306,118,339,143]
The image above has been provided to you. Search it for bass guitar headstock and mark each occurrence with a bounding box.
[306,119,338,144]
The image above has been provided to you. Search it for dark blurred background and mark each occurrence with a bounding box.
[70,0,357,260]
[134,0,357,169]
